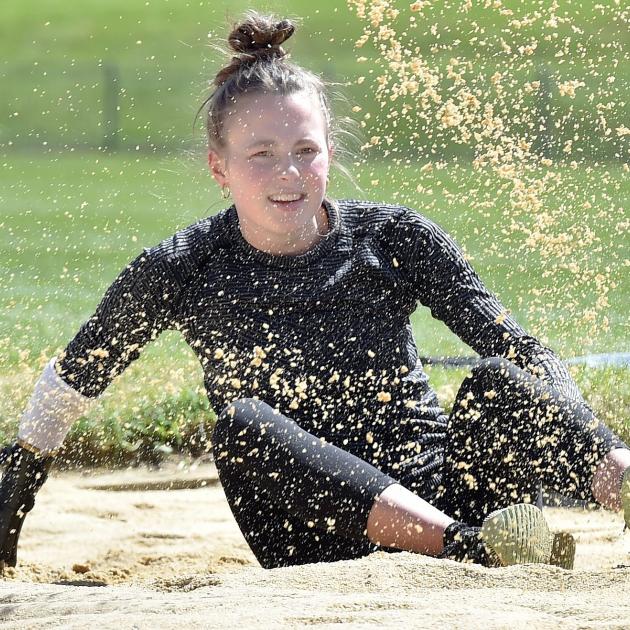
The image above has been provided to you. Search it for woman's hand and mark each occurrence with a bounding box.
[0,443,55,574]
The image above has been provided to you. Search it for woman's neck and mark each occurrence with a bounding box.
[239,204,330,256]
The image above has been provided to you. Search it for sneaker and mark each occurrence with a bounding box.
[480,503,557,567]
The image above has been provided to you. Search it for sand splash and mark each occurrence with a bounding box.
[346,0,627,351]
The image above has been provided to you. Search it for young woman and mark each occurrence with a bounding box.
[1,12,629,573]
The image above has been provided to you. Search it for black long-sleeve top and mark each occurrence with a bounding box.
[56,198,584,489]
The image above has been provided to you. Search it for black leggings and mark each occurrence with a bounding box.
[212,358,625,568]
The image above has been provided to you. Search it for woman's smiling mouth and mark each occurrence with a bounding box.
[268,193,307,209]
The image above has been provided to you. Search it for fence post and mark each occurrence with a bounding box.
[102,62,120,151]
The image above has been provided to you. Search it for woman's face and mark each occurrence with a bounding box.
[208,90,332,255]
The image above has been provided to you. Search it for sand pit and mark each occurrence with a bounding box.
[1,462,629,628]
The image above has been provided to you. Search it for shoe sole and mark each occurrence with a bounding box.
[550,531,575,570]
[481,503,554,566]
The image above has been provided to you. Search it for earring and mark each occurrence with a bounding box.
[222,185,231,200]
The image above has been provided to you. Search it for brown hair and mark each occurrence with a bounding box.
[197,11,362,191]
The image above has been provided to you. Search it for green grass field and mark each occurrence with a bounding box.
[0,1,628,460]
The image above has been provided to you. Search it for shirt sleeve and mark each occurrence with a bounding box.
[391,208,586,403]
[55,214,219,397]
[55,246,182,397]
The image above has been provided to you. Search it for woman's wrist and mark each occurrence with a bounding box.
[17,358,93,455]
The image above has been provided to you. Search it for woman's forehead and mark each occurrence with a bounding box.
[223,91,328,142]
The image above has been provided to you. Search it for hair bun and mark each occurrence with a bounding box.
[228,13,295,59]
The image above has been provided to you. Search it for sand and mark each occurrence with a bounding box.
[1,462,628,629]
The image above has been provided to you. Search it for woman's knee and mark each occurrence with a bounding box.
[212,398,273,480]
[472,356,515,379]
[212,397,272,445]
[465,357,527,393]
[451,357,529,423]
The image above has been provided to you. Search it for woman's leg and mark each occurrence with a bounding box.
[212,398,457,567]
[435,357,628,525]
[365,483,453,555]
[216,471,377,568]
[213,397,563,568]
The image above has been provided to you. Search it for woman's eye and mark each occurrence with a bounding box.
[296,148,317,158]
[250,148,317,160]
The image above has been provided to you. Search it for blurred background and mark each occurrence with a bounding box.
[1,1,627,460]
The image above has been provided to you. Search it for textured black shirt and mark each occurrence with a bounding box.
[56,199,584,491]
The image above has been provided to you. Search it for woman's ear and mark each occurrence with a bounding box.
[208,150,228,187]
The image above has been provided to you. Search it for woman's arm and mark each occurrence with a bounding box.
[391,208,585,403]
[55,247,179,398]
[16,246,181,453]
[2,217,218,571]
[17,214,219,452]
[56,213,220,397]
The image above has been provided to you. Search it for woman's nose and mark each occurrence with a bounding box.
[278,154,300,178]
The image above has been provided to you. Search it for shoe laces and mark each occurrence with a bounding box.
[440,521,500,567]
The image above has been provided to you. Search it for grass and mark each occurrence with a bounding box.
[0,1,627,461]
[0,1,627,158]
